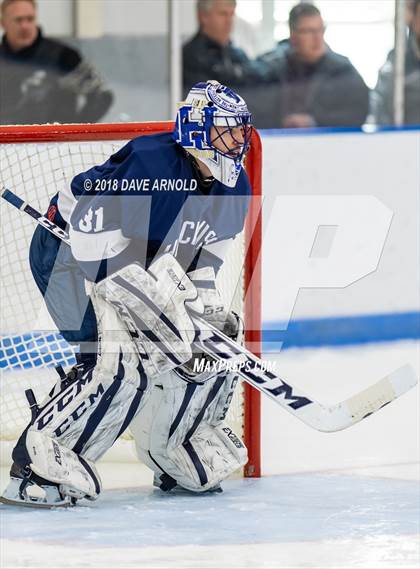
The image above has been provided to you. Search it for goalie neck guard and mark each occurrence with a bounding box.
[174,81,252,188]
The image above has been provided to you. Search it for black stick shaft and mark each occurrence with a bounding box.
[1,188,70,244]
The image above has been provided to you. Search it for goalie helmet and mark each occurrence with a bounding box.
[174,80,252,188]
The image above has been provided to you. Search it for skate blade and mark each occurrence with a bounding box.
[0,494,74,509]
[0,477,75,509]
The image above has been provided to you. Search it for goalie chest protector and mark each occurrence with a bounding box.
[68,132,251,277]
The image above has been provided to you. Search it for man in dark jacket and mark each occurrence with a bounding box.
[182,0,274,93]
[0,0,113,125]
[258,3,369,128]
[371,0,420,126]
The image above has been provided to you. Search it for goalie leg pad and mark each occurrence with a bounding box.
[17,291,150,465]
[130,369,247,493]
[164,423,247,493]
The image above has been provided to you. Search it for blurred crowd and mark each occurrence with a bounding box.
[184,0,420,129]
[1,0,419,129]
[0,0,113,124]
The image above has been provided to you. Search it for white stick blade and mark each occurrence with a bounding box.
[345,364,418,426]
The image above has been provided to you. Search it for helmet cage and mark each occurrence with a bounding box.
[203,106,253,166]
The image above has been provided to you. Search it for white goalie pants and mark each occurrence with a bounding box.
[130,369,248,493]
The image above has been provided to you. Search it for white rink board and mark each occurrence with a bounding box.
[260,341,419,476]
[260,128,419,476]
[261,128,420,321]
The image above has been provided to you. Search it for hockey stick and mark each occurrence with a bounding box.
[192,317,417,432]
[2,187,418,432]
[1,189,70,244]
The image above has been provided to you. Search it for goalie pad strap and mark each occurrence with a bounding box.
[25,389,40,423]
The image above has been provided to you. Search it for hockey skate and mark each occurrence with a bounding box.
[1,428,102,509]
[153,472,223,494]
[0,463,76,509]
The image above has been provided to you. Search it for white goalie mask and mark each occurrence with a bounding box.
[174,80,253,188]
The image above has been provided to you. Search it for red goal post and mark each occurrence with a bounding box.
[0,121,262,477]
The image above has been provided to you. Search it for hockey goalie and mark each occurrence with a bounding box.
[1,81,254,507]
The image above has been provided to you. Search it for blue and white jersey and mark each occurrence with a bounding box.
[68,132,251,281]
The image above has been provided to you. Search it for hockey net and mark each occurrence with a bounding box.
[0,122,262,477]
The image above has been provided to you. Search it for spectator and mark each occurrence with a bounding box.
[0,0,113,125]
[258,3,369,128]
[371,0,420,126]
[182,0,274,93]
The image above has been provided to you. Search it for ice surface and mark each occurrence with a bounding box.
[1,341,418,568]
[1,473,419,568]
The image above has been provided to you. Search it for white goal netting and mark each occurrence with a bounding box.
[0,124,260,470]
